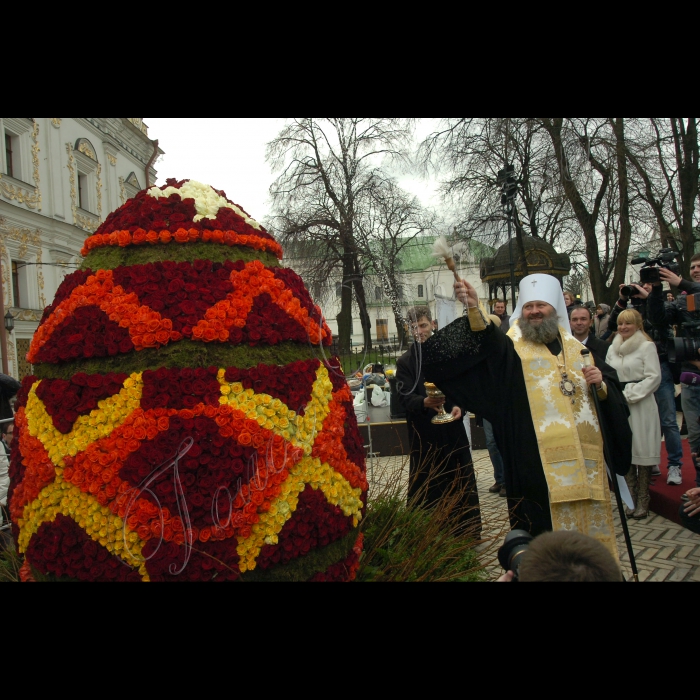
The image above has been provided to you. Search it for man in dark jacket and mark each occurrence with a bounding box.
[648,256,700,488]
[570,306,612,369]
[609,281,684,485]
[396,305,481,533]
[492,300,510,332]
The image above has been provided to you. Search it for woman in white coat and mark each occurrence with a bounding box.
[605,310,661,519]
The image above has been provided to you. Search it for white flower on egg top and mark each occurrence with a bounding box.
[147,180,261,230]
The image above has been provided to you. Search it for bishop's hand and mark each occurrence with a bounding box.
[454,280,479,308]
[581,365,603,388]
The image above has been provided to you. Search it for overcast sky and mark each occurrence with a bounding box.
[144,118,443,222]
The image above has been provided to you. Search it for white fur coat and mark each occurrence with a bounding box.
[606,330,661,466]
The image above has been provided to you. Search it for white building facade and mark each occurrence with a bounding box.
[314,238,492,348]
[0,117,161,379]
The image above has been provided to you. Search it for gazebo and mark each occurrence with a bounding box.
[479,234,571,310]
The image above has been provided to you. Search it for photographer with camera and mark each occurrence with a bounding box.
[608,271,683,486]
[496,529,623,582]
[646,253,700,490]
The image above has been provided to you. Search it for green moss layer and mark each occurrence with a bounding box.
[239,528,359,582]
[81,242,280,271]
[33,340,327,380]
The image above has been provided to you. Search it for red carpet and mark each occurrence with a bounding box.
[649,440,698,525]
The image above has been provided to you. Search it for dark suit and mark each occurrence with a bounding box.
[396,344,481,533]
[581,331,611,369]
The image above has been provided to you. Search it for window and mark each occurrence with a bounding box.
[11,261,21,307]
[375,286,381,301]
[78,172,89,210]
[376,319,389,342]
[417,284,424,298]
[5,132,17,177]
[2,119,32,182]
[11,260,29,308]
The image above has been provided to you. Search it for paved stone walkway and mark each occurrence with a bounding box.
[366,448,700,582]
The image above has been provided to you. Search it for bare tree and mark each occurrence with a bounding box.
[624,118,699,278]
[419,117,699,305]
[354,177,437,347]
[266,118,412,352]
[419,118,580,271]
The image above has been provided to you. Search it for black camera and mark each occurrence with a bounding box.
[668,317,700,365]
[620,283,638,298]
[631,248,681,284]
[497,528,533,579]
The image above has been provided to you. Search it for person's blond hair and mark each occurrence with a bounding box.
[617,309,653,342]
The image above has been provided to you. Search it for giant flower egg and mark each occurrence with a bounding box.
[10,179,367,581]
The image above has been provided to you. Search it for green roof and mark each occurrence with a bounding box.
[366,236,495,274]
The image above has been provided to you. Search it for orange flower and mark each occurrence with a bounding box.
[238,432,252,446]
[146,230,159,243]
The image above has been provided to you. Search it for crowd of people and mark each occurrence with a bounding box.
[396,259,700,579]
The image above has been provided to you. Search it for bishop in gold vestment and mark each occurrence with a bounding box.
[422,274,632,561]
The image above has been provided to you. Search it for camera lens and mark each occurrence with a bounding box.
[497,529,533,576]
[668,337,700,364]
[621,285,634,297]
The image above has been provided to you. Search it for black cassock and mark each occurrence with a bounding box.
[422,316,631,537]
[396,344,481,534]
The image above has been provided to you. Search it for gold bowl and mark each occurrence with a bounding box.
[424,382,459,425]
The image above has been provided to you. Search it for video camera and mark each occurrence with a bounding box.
[668,319,700,365]
[631,248,681,284]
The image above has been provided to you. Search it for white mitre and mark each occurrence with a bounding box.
[510,273,571,335]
